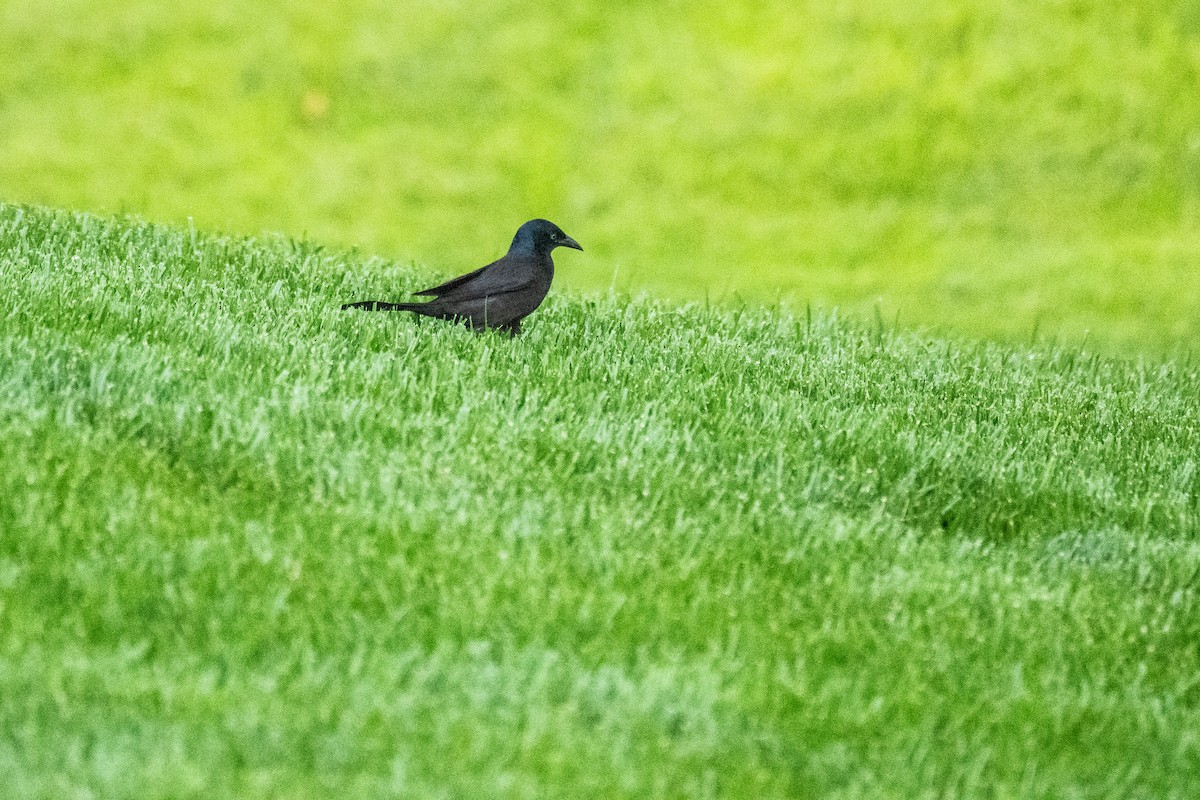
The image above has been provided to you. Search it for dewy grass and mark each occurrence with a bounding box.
[1,203,1199,798]
[2,1,1199,350]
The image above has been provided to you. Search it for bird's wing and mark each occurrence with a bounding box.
[413,257,535,301]
[413,262,492,297]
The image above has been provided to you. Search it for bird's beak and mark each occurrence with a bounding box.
[560,235,583,252]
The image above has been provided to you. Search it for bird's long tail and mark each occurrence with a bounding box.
[341,300,424,313]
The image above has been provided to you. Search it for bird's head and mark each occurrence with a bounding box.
[510,219,583,255]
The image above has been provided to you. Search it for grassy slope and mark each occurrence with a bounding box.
[2,203,1199,798]
[2,1,1200,350]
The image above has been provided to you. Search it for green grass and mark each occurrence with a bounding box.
[2,1,1200,350]
[2,203,1199,798]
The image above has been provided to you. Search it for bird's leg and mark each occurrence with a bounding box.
[498,319,522,337]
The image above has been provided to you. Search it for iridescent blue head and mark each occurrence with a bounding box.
[509,219,583,256]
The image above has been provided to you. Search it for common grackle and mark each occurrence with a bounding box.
[341,219,582,336]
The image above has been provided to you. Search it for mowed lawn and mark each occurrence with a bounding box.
[1,203,1198,798]
[2,1,1199,350]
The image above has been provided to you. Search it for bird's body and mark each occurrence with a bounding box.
[342,219,581,335]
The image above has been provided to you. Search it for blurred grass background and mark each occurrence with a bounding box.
[2,0,1199,350]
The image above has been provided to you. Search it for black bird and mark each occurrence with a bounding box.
[342,219,582,336]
